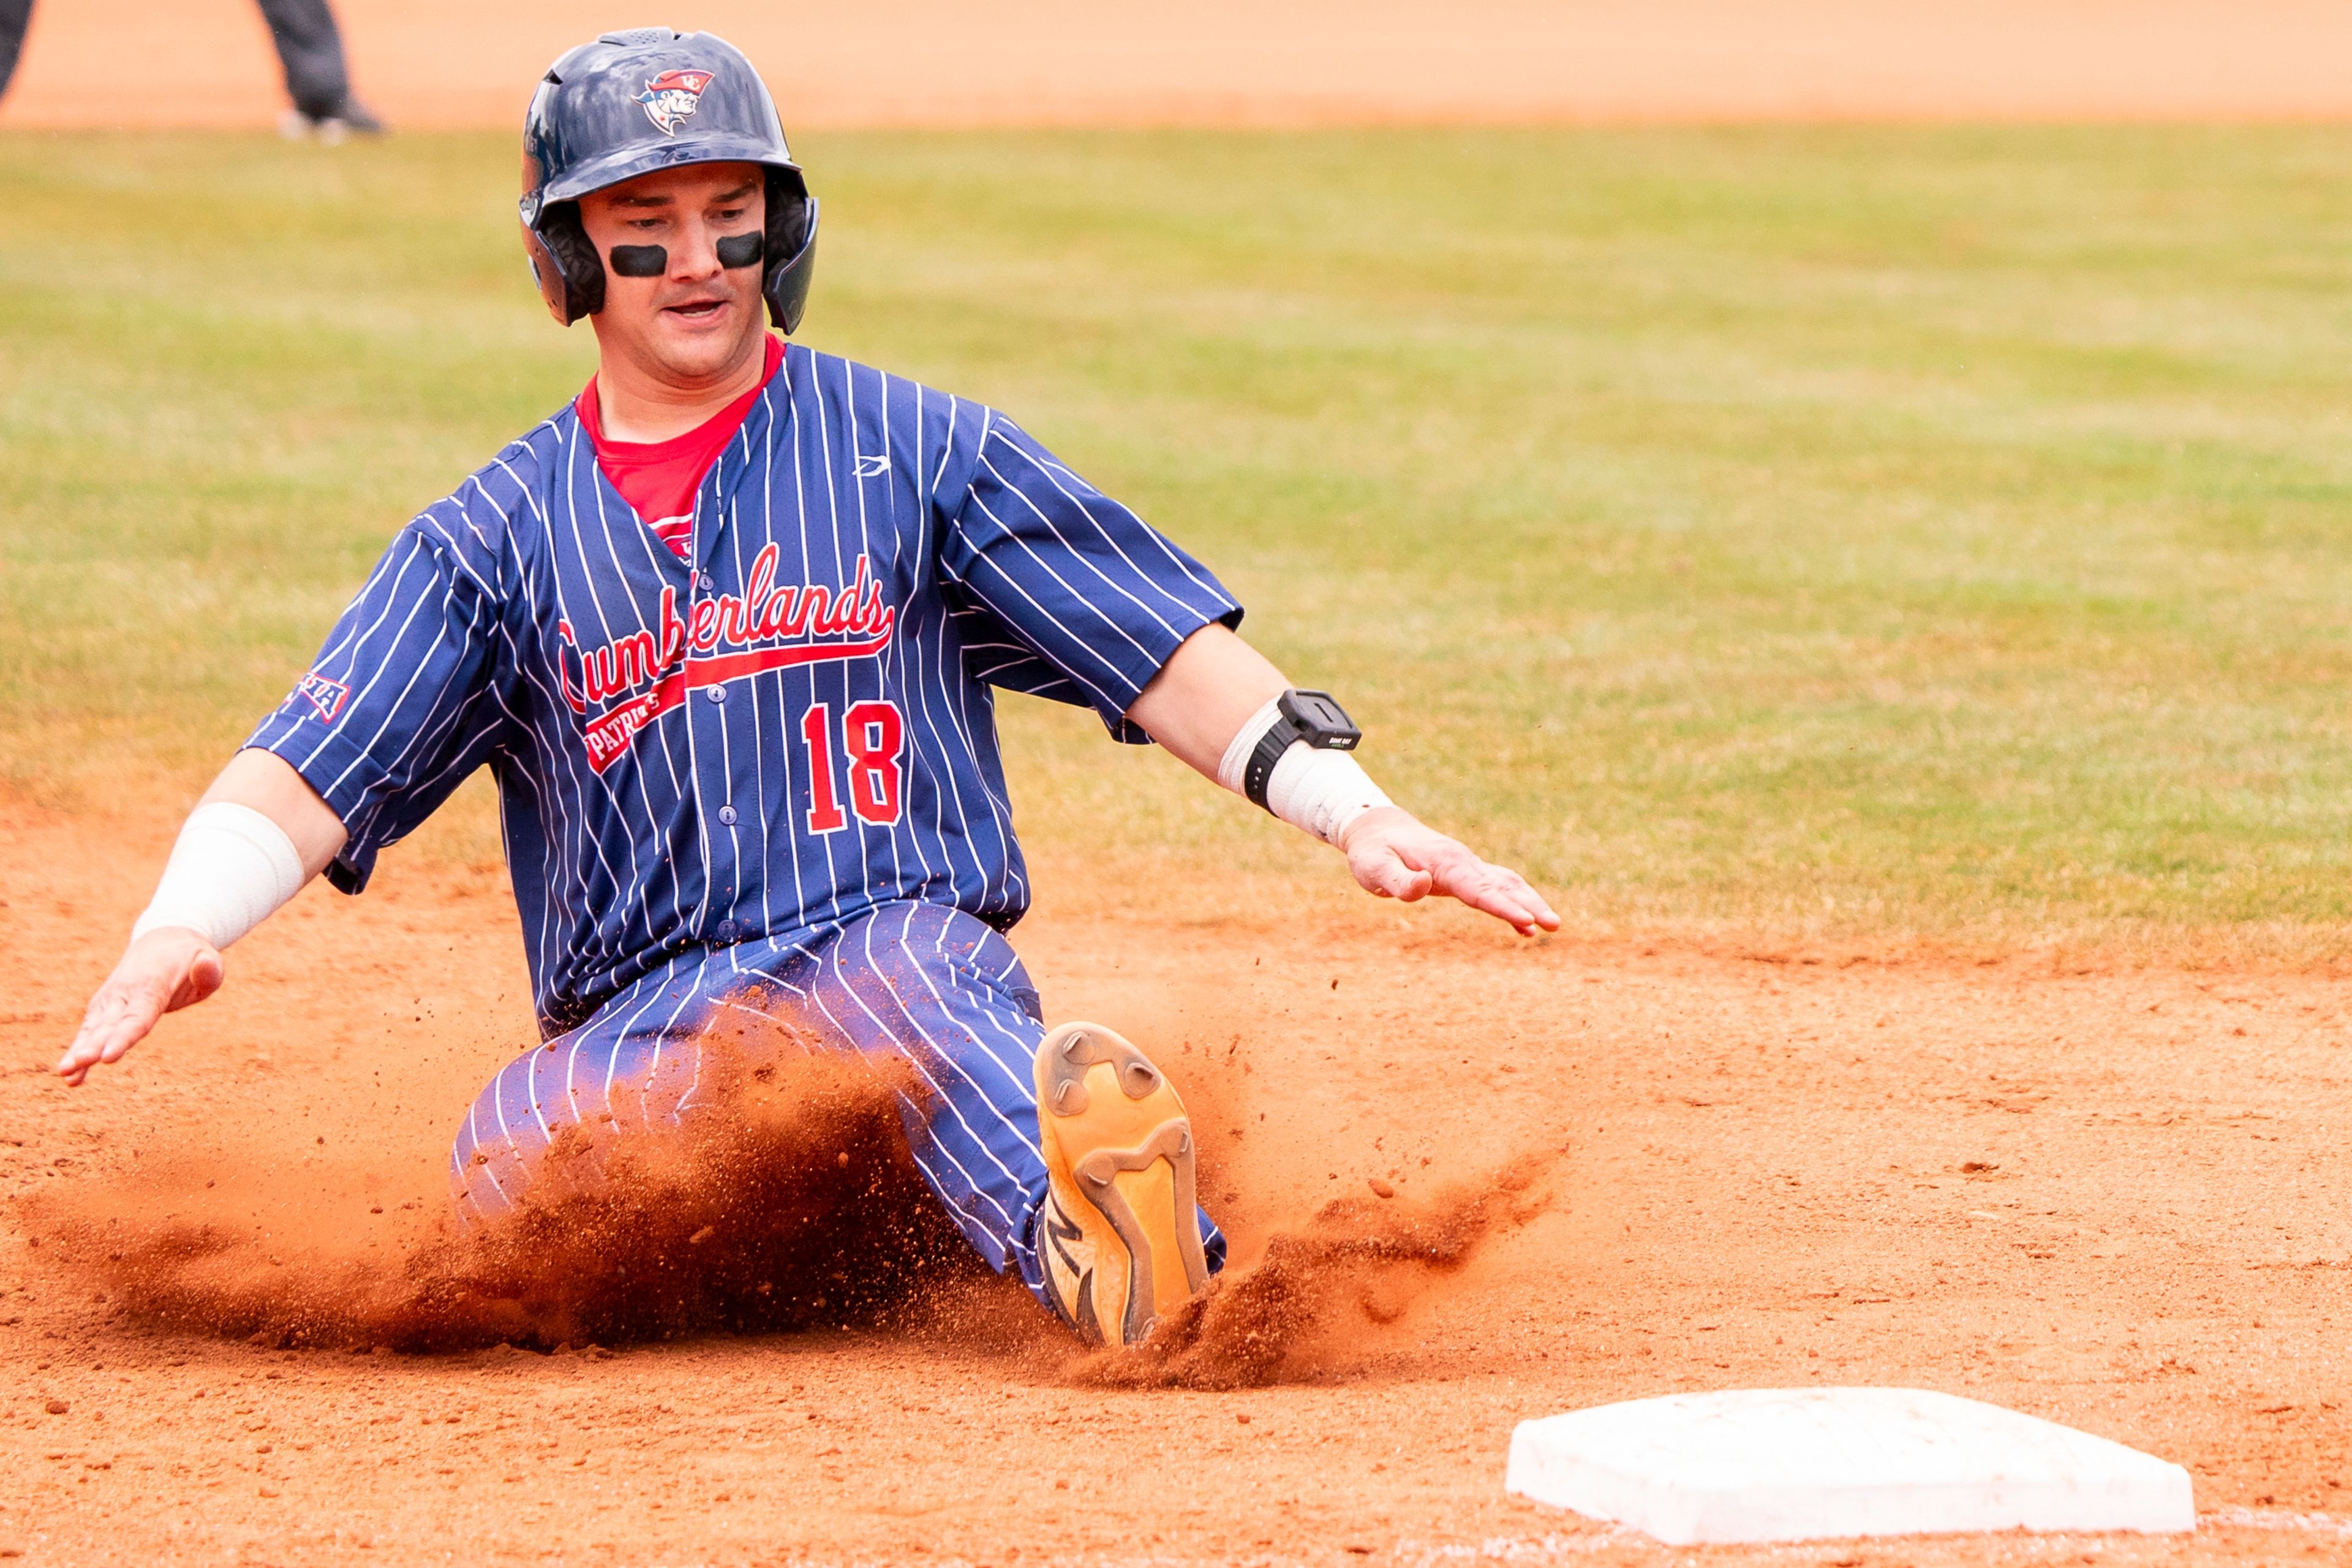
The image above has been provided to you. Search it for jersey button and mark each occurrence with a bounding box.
[713,918,740,945]
[706,685,726,703]
[698,571,715,591]
[717,804,738,826]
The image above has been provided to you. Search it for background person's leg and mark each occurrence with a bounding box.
[251,0,374,127]
[0,0,34,103]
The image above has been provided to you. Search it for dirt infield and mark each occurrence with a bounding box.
[9,0,2352,130]
[3,802,2350,1564]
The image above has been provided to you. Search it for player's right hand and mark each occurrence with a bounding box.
[56,927,224,1087]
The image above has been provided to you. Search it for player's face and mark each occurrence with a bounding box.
[577,162,769,382]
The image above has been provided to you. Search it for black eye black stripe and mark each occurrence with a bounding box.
[716,232,764,269]
[608,244,666,277]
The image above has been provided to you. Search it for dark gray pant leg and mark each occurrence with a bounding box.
[252,0,350,120]
[0,0,34,103]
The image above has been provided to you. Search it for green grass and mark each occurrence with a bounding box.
[7,126,2352,951]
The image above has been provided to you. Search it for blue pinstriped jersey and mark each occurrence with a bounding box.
[248,341,1240,1035]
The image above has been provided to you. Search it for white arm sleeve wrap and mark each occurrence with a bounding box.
[1215,698,1394,846]
[129,801,307,951]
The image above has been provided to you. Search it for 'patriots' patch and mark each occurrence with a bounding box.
[296,671,350,723]
[635,69,713,136]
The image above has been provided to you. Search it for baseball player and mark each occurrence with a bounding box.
[57,29,1556,1348]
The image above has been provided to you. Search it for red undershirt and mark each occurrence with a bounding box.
[575,333,785,560]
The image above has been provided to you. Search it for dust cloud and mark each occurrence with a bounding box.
[1082,1151,1561,1389]
[23,1016,1549,1382]
[26,1036,1022,1354]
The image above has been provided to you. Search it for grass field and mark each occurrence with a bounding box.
[6,127,2352,951]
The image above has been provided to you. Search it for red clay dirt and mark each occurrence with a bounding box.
[4,802,2351,1564]
[9,0,2352,131]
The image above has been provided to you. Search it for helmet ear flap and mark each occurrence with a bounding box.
[519,220,571,325]
[761,170,818,334]
[523,201,606,325]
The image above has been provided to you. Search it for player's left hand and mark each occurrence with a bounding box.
[1337,806,1561,937]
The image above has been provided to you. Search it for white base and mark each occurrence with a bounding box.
[1506,1387,2195,1546]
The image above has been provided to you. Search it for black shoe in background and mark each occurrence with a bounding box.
[279,97,387,142]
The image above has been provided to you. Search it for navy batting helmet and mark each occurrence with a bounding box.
[518,28,818,331]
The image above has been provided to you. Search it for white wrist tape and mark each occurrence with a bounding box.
[130,802,307,950]
[1216,698,1393,846]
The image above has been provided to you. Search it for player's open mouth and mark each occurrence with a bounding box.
[664,298,729,320]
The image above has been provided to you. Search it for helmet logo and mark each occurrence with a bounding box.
[635,69,714,135]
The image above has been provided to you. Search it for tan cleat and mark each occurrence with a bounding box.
[1033,1021,1211,1346]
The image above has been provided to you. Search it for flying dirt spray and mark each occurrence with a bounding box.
[24,1019,1560,1385]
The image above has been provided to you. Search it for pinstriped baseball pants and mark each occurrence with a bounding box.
[448,901,1226,1308]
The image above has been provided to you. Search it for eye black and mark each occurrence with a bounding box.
[609,244,667,277]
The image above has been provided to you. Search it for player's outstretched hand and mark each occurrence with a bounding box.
[1338,806,1561,937]
[56,928,224,1087]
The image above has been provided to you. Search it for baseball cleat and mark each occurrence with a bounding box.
[1033,1022,1210,1346]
